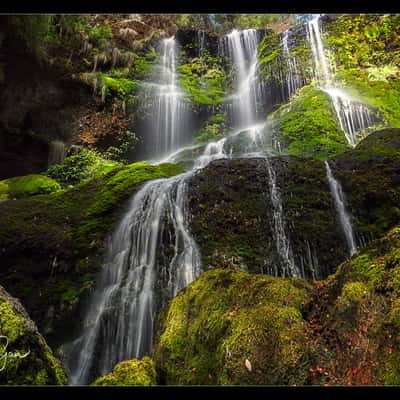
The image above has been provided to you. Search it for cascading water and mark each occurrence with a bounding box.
[307,15,375,147]
[325,161,357,256]
[265,156,300,277]
[67,172,202,384]
[48,140,67,167]
[221,28,299,277]
[322,87,374,147]
[142,37,190,159]
[198,30,205,57]
[221,29,264,128]
[281,30,303,98]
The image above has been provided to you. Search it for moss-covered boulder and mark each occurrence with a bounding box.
[0,174,61,200]
[91,357,156,386]
[154,268,314,385]
[268,85,349,160]
[0,285,67,385]
[0,162,184,344]
[305,225,400,385]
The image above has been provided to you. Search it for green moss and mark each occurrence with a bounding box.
[0,287,67,385]
[179,53,227,107]
[155,269,314,385]
[0,299,26,342]
[336,281,369,309]
[325,14,400,70]
[0,161,184,339]
[269,85,349,160]
[101,74,139,103]
[258,31,281,65]
[0,174,61,199]
[46,148,121,186]
[92,357,156,386]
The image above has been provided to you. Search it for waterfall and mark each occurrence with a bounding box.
[48,140,67,167]
[67,172,202,384]
[306,15,375,146]
[221,29,263,128]
[142,37,190,159]
[322,87,374,147]
[265,157,300,278]
[325,161,357,256]
[221,28,299,277]
[198,30,205,57]
[281,30,303,98]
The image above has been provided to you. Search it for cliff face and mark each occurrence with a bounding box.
[187,129,400,280]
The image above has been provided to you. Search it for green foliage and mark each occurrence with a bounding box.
[325,14,400,69]
[155,269,314,385]
[92,357,157,386]
[88,23,113,49]
[46,148,121,186]
[179,53,226,107]
[269,85,349,160]
[103,131,138,164]
[258,31,281,65]
[0,175,61,200]
[232,14,297,31]
[195,113,228,143]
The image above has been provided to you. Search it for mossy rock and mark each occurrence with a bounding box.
[306,225,400,385]
[154,268,315,385]
[0,285,67,385]
[268,85,349,160]
[0,162,184,342]
[0,174,61,200]
[91,357,156,386]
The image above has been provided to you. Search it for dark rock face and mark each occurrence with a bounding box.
[188,157,347,280]
[333,128,400,242]
[0,28,92,179]
[187,129,400,279]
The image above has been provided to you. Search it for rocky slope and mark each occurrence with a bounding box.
[154,223,400,385]
[188,128,400,280]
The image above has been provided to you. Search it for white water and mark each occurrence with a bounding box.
[221,29,299,277]
[307,15,375,146]
[325,161,357,256]
[48,140,67,166]
[142,37,190,158]
[323,87,374,147]
[68,171,201,384]
[198,30,205,57]
[281,30,303,98]
[221,29,263,128]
